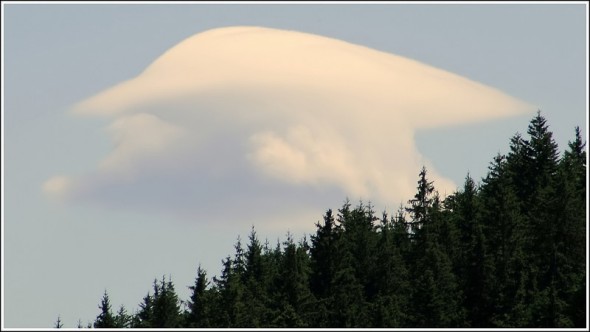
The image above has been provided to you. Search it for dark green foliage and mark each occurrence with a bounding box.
[453,175,493,326]
[114,305,131,328]
[373,211,411,327]
[185,265,211,327]
[410,192,464,327]
[213,255,246,327]
[131,277,182,328]
[79,112,585,328]
[273,234,314,327]
[94,291,116,328]
[309,208,339,301]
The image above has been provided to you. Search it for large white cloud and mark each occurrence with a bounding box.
[45,26,533,226]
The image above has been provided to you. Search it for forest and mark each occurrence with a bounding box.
[57,112,587,328]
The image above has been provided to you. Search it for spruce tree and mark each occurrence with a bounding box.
[273,234,313,327]
[186,265,211,327]
[93,290,116,328]
[242,227,271,327]
[373,211,410,327]
[454,175,492,326]
[132,292,154,327]
[114,305,131,328]
[309,209,340,304]
[152,276,182,327]
[214,256,246,327]
[54,315,63,329]
[553,126,587,327]
[407,171,463,327]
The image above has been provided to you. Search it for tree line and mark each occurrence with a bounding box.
[59,112,586,328]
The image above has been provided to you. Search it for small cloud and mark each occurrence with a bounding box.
[48,26,534,225]
[43,175,72,199]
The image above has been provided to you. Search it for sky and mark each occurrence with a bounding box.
[2,2,587,328]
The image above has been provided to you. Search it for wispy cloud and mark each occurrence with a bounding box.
[44,26,533,225]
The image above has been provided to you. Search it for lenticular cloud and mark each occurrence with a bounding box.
[45,26,532,224]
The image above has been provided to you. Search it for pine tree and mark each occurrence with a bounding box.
[341,202,379,302]
[54,315,63,328]
[391,205,412,263]
[310,209,340,302]
[523,112,562,327]
[333,202,378,326]
[131,277,183,328]
[214,256,246,327]
[273,233,313,327]
[114,305,131,328]
[93,290,116,328]
[186,265,210,327]
[132,292,154,327]
[552,126,587,327]
[454,175,492,326]
[241,227,271,327]
[406,170,463,327]
[479,153,523,326]
[330,252,369,327]
[152,276,183,327]
[406,166,435,249]
[373,211,410,327]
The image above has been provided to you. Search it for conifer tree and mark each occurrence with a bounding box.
[407,172,463,327]
[132,292,154,327]
[54,315,63,329]
[114,305,131,328]
[186,265,210,327]
[94,290,116,328]
[406,166,435,249]
[454,175,492,326]
[153,276,183,327]
[214,256,246,327]
[373,211,410,327]
[273,233,313,327]
[553,126,587,327]
[132,277,182,328]
[241,227,271,327]
[310,209,340,301]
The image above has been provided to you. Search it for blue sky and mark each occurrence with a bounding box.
[2,2,587,328]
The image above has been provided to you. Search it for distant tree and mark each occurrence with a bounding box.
[214,256,246,327]
[54,315,63,329]
[152,276,183,327]
[273,233,313,327]
[391,205,412,263]
[406,166,435,250]
[94,290,116,328]
[186,265,211,327]
[333,202,377,327]
[557,126,587,327]
[454,175,493,326]
[309,208,341,326]
[132,292,154,328]
[410,193,464,327]
[241,227,270,327]
[373,211,410,327]
[114,305,131,328]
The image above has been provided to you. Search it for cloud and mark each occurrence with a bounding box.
[45,26,533,226]
[43,175,72,199]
